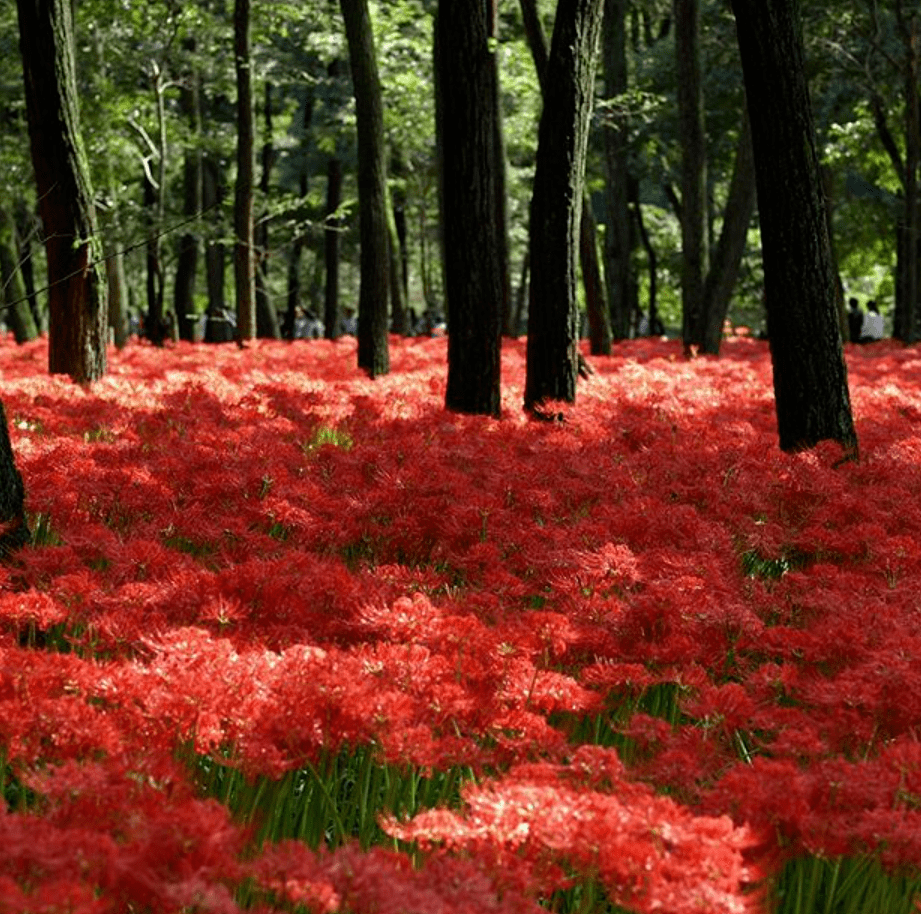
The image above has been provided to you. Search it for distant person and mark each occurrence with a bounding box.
[860,299,884,342]
[847,297,864,343]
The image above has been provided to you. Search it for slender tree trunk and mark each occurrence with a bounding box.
[0,402,29,556]
[175,38,202,343]
[436,0,503,415]
[16,0,107,381]
[14,202,40,330]
[203,156,233,343]
[143,174,166,344]
[234,0,256,342]
[895,0,921,341]
[255,80,280,339]
[92,26,129,348]
[675,0,709,352]
[580,208,612,354]
[285,90,314,339]
[700,112,756,353]
[324,154,343,339]
[387,188,408,335]
[340,0,390,376]
[732,0,857,455]
[0,206,38,343]
[602,0,634,341]
[632,177,657,333]
[524,0,604,411]
[520,0,611,354]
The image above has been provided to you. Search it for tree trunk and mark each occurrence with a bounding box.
[284,90,314,339]
[143,174,166,344]
[524,0,604,412]
[435,0,503,416]
[387,189,408,335]
[520,0,611,355]
[255,80,280,339]
[675,0,709,352]
[203,157,233,344]
[0,206,38,343]
[16,0,107,381]
[340,0,390,377]
[175,38,202,343]
[14,202,40,330]
[896,0,921,341]
[0,402,29,556]
[234,0,256,342]
[324,154,343,339]
[732,0,857,455]
[700,111,756,353]
[580,207,612,354]
[602,0,635,341]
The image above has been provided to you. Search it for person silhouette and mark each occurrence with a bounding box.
[847,297,864,344]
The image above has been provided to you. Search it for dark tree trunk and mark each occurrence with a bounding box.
[387,192,408,336]
[255,81,280,339]
[894,1,921,341]
[14,202,40,330]
[732,0,857,455]
[524,0,604,411]
[0,206,38,343]
[203,157,233,344]
[580,207,612,354]
[700,112,756,353]
[435,0,503,416]
[175,38,202,343]
[0,403,29,556]
[143,174,166,345]
[675,0,709,352]
[16,0,107,381]
[324,154,343,339]
[340,0,390,377]
[632,179,658,333]
[520,0,611,355]
[602,0,635,341]
[284,90,314,340]
[234,0,256,342]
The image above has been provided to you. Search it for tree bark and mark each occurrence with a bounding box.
[700,112,756,353]
[675,0,709,352]
[524,0,604,411]
[732,0,857,455]
[895,0,920,341]
[0,402,29,556]
[520,0,611,355]
[255,80,280,339]
[324,154,343,339]
[234,0,256,342]
[340,0,390,377]
[435,0,503,416]
[16,0,107,381]
[143,174,166,344]
[0,206,38,343]
[174,38,202,343]
[602,0,635,341]
[203,156,233,343]
[284,90,314,339]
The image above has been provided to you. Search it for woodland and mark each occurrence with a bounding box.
[2,0,921,912]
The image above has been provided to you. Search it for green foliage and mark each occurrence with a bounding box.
[0,0,910,335]
[775,855,921,914]
[193,743,473,850]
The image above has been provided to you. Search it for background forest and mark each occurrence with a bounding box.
[0,0,911,346]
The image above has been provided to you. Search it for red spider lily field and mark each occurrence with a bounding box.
[2,332,921,914]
